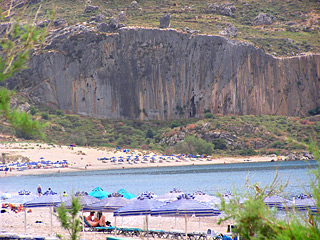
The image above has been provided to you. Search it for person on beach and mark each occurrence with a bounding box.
[37,184,42,196]
[63,191,67,197]
[85,211,109,227]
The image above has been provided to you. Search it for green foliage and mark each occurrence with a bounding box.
[174,135,214,155]
[212,139,227,150]
[239,147,257,156]
[146,129,154,138]
[56,196,82,240]
[0,8,50,140]
[29,106,37,115]
[169,120,181,129]
[41,112,49,120]
[309,106,320,116]
[204,112,214,119]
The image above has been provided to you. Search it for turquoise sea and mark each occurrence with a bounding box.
[0,160,317,197]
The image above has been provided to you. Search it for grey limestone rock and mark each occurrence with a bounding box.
[85,5,99,13]
[253,13,274,25]
[160,14,171,28]
[7,25,320,120]
[219,24,238,37]
[91,14,105,23]
[208,3,236,16]
[53,19,67,27]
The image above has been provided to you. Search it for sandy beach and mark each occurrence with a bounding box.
[0,142,277,178]
[0,207,233,239]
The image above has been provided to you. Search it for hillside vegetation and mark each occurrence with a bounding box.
[1,0,320,56]
[1,103,320,157]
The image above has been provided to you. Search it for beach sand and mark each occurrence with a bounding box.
[0,142,277,178]
[0,207,233,239]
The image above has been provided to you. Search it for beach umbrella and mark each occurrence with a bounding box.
[63,192,100,209]
[23,191,67,235]
[117,189,136,199]
[288,195,316,211]
[4,190,37,205]
[151,194,220,239]
[114,192,164,239]
[86,192,131,212]
[88,187,110,200]
[264,195,290,209]
[193,191,221,204]
[155,188,184,202]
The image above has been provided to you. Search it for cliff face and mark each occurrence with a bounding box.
[12,25,320,120]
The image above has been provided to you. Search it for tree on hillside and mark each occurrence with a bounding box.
[0,6,51,139]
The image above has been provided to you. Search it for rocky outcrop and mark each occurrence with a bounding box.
[9,25,320,120]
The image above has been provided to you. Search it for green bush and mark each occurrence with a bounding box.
[41,112,49,120]
[170,120,181,129]
[309,106,320,116]
[174,135,214,155]
[29,106,37,115]
[56,110,64,116]
[204,112,214,119]
[212,139,227,150]
[239,148,257,156]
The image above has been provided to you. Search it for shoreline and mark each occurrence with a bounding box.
[0,142,280,178]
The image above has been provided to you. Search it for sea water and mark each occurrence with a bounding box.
[0,160,317,197]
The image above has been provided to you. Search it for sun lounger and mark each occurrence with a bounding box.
[81,216,115,233]
[117,227,144,237]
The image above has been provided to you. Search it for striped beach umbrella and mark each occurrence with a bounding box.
[151,194,220,239]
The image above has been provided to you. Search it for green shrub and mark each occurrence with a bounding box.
[212,139,227,150]
[204,112,214,119]
[41,112,49,120]
[309,106,320,116]
[146,129,154,138]
[239,148,257,156]
[56,110,64,116]
[174,135,214,155]
[170,120,181,129]
[29,106,37,115]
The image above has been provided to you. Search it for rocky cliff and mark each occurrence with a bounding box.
[11,25,320,120]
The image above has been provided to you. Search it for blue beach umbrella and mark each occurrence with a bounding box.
[5,190,37,204]
[63,192,100,209]
[117,189,136,199]
[155,188,184,202]
[193,191,221,205]
[86,192,131,212]
[151,194,220,217]
[114,192,163,216]
[264,195,290,209]
[114,192,164,239]
[288,195,316,211]
[151,194,220,237]
[88,187,110,199]
[23,191,67,235]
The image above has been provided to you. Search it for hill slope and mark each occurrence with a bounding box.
[2,0,320,56]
